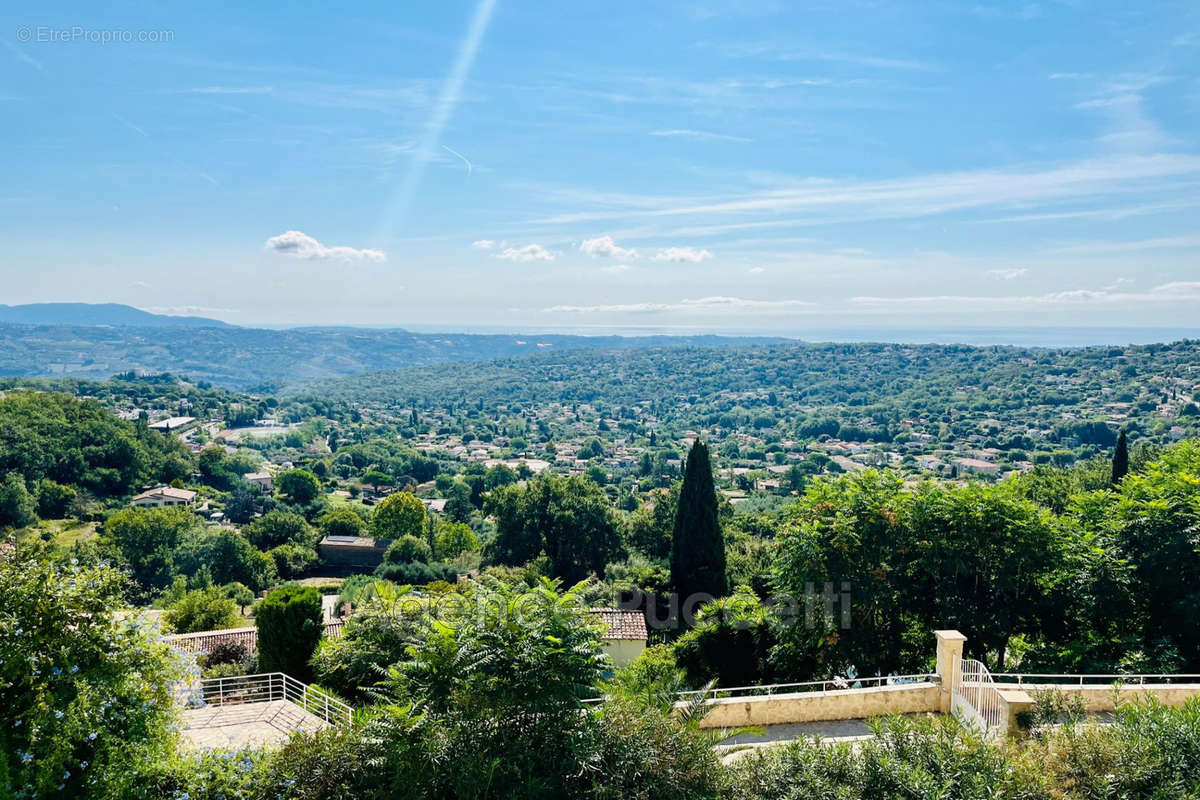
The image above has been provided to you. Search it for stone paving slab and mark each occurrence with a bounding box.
[181,700,328,750]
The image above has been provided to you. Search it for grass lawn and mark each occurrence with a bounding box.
[18,518,99,549]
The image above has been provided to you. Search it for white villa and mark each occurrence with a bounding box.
[130,486,198,508]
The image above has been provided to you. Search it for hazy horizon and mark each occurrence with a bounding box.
[9,300,1200,348]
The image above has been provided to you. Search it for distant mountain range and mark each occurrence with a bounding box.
[3,304,1195,391]
[0,303,232,328]
[0,312,785,388]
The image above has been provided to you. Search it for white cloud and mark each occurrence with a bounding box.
[1074,75,1174,152]
[651,247,714,263]
[849,281,1200,312]
[973,198,1200,224]
[649,129,751,143]
[580,235,637,258]
[472,239,496,249]
[987,268,1028,280]
[265,230,386,262]
[497,243,554,262]
[600,264,632,274]
[535,153,1200,226]
[546,295,813,313]
[1048,235,1200,255]
[182,86,274,95]
[748,267,765,274]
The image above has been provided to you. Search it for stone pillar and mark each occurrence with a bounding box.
[935,630,967,713]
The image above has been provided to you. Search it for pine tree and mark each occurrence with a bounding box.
[1112,428,1129,484]
[670,440,727,601]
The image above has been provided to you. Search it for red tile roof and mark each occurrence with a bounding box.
[589,608,648,641]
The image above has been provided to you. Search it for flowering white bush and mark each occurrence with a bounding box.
[0,541,188,798]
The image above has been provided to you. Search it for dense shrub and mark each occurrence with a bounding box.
[725,699,1200,800]
[245,510,316,549]
[163,585,242,633]
[674,588,779,688]
[372,491,427,540]
[434,520,479,560]
[0,541,186,799]
[256,584,323,680]
[319,506,369,538]
[0,473,36,530]
[374,560,457,585]
[200,639,249,668]
[384,534,431,564]
[725,715,1043,800]
[312,582,426,700]
[268,542,319,578]
[34,479,76,519]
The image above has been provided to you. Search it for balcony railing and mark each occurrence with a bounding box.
[673,673,938,700]
[193,672,353,728]
[992,672,1200,687]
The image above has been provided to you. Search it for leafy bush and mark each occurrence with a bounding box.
[371,491,427,540]
[673,588,779,687]
[256,584,323,680]
[588,692,727,800]
[725,715,1042,800]
[613,644,687,696]
[245,510,317,549]
[163,585,241,633]
[374,560,457,585]
[369,579,612,798]
[336,573,381,608]
[253,726,380,800]
[0,473,37,530]
[319,506,368,538]
[384,534,431,564]
[277,469,322,505]
[34,479,76,519]
[312,582,427,700]
[268,542,319,579]
[200,638,249,668]
[433,520,478,560]
[0,541,186,798]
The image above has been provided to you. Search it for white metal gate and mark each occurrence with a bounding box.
[952,657,1004,732]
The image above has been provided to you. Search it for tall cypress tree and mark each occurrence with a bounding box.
[670,440,727,601]
[1112,428,1129,484]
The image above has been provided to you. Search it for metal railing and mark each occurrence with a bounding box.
[195,672,353,727]
[673,673,938,700]
[992,672,1200,687]
[954,658,1005,732]
[581,674,937,705]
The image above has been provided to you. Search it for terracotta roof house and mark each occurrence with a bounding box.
[589,608,648,667]
[131,486,198,508]
[243,472,274,492]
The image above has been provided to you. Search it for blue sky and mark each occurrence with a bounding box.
[1,0,1198,330]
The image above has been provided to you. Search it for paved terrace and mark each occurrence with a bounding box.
[181,700,328,750]
[178,672,353,751]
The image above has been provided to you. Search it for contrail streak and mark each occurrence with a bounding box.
[379,0,496,240]
[442,144,473,176]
